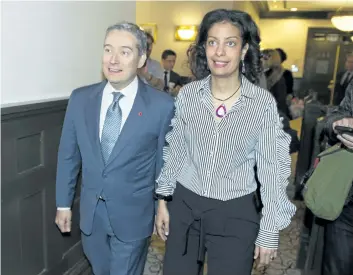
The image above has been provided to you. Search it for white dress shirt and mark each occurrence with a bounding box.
[58,77,138,210]
[99,77,138,140]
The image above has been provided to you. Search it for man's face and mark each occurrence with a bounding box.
[146,37,153,59]
[345,55,353,72]
[102,30,146,89]
[162,55,176,71]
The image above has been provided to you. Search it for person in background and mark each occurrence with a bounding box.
[332,53,353,106]
[323,82,353,275]
[55,22,174,275]
[138,57,164,90]
[155,9,296,275]
[161,49,183,96]
[289,89,321,119]
[137,31,164,90]
[276,48,294,96]
[257,69,268,90]
[262,49,289,117]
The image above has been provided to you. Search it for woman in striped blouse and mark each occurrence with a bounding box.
[155,9,296,275]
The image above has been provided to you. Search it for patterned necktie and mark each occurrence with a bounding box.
[164,71,168,91]
[101,92,124,164]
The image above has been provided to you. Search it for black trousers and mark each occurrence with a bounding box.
[323,200,353,275]
[163,184,260,275]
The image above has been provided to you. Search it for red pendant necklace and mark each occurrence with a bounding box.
[212,81,242,118]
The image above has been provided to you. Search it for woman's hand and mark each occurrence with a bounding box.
[155,200,170,241]
[254,245,277,265]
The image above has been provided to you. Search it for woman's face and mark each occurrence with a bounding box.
[262,50,281,70]
[261,51,271,71]
[205,21,248,78]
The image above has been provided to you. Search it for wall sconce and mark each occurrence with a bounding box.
[175,25,198,41]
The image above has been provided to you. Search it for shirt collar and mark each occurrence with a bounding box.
[105,76,138,98]
[196,74,255,99]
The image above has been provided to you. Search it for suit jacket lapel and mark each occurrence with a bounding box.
[170,70,181,85]
[170,71,176,83]
[105,79,149,167]
[85,80,106,169]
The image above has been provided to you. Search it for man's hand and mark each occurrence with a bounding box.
[333,118,353,149]
[254,245,277,265]
[55,209,72,233]
[155,200,169,241]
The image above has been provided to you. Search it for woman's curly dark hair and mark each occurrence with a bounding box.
[188,9,262,84]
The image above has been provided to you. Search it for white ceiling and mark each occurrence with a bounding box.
[267,0,353,12]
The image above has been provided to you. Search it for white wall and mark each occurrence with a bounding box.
[1,1,136,107]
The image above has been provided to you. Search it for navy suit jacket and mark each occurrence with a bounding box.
[56,78,174,241]
[169,70,182,87]
[333,71,353,106]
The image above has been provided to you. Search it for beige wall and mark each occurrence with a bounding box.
[233,0,259,25]
[258,19,334,78]
[136,1,258,76]
[2,1,136,106]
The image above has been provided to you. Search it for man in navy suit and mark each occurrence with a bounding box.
[55,22,174,275]
[161,49,183,96]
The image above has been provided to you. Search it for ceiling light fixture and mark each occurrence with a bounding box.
[331,15,353,32]
[290,8,298,12]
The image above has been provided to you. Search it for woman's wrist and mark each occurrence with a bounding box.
[154,193,172,202]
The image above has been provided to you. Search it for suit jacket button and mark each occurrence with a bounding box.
[102,173,107,178]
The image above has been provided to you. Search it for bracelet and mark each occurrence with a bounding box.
[154,193,173,202]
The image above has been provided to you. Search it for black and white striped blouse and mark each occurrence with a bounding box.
[156,74,296,249]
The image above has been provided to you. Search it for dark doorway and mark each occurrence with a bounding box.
[302,28,353,105]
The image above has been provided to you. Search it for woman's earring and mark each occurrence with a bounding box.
[241,59,245,74]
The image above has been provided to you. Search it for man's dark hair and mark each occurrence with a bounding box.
[162,49,177,60]
[145,31,154,43]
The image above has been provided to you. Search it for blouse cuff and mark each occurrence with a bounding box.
[255,229,279,249]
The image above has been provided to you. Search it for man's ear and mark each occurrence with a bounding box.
[138,54,147,69]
